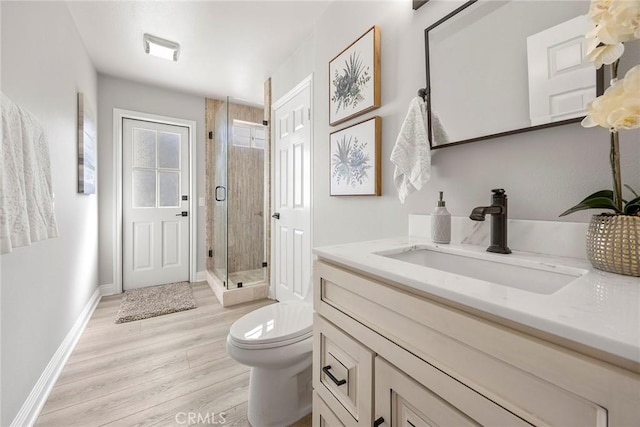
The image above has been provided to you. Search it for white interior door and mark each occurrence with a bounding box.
[527,14,596,126]
[122,118,190,290]
[273,82,312,303]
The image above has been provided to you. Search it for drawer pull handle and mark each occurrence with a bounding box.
[322,365,346,386]
[373,417,385,427]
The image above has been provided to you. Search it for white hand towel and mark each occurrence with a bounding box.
[1,93,58,255]
[1,93,30,254]
[390,97,430,203]
[19,103,59,243]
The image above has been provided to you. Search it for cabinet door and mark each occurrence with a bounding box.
[313,392,346,427]
[374,357,531,427]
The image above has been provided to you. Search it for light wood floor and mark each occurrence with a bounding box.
[36,282,312,427]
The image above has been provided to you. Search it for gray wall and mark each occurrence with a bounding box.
[97,75,206,287]
[271,0,640,249]
[0,2,98,424]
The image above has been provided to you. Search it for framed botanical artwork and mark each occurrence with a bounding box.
[329,26,380,126]
[78,93,97,194]
[330,116,381,196]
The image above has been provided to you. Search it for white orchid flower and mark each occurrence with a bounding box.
[589,0,640,44]
[582,65,640,131]
[609,0,640,39]
[589,0,614,23]
[623,64,640,93]
[586,36,625,69]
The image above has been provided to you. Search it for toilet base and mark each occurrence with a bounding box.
[247,361,312,427]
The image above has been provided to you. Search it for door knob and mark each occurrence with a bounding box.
[176,211,188,217]
[272,212,280,220]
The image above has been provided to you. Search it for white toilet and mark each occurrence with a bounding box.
[226,297,314,427]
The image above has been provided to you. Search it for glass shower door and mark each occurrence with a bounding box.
[208,96,267,290]
[226,97,267,289]
[212,97,229,287]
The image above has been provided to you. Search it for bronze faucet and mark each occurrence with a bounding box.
[470,189,511,254]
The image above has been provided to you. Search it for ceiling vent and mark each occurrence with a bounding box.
[143,33,180,62]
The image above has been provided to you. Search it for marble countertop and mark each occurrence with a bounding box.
[313,237,640,365]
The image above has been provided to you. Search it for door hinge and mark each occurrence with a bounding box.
[208,250,213,258]
[262,120,268,126]
[208,131,213,140]
[262,262,268,268]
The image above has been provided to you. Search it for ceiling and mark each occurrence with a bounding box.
[67,1,333,105]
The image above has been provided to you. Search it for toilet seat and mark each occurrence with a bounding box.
[228,301,313,349]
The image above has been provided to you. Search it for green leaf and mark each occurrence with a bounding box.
[624,184,639,198]
[623,195,640,215]
[560,194,622,217]
[576,190,615,203]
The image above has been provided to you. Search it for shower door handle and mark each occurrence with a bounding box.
[272,213,280,220]
[215,186,226,202]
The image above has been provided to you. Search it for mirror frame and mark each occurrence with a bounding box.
[424,0,604,150]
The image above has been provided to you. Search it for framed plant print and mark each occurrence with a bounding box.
[77,93,96,194]
[329,26,380,126]
[330,116,381,196]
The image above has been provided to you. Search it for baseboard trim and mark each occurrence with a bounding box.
[195,270,206,282]
[99,283,117,296]
[10,287,102,427]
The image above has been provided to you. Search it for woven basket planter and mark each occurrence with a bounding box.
[586,214,640,277]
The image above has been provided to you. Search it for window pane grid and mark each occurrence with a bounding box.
[131,128,182,209]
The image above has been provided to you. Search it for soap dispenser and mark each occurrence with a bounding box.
[431,191,451,244]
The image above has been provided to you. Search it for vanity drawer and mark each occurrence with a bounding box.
[315,261,613,427]
[313,314,374,426]
[313,392,345,427]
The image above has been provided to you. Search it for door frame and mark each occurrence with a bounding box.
[270,74,314,299]
[113,108,198,294]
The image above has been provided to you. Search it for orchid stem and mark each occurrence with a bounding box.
[608,61,623,213]
[610,131,623,212]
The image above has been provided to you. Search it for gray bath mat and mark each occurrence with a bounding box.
[115,282,197,324]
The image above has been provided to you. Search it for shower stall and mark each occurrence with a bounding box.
[206,96,269,291]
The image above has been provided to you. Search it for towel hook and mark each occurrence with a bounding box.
[417,88,427,101]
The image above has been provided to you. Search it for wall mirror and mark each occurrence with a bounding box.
[425,0,604,149]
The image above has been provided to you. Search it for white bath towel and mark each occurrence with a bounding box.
[391,97,431,203]
[1,93,58,254]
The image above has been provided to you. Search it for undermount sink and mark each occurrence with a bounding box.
[378,246,586,295]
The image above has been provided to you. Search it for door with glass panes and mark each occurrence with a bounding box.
[122,118,190,290]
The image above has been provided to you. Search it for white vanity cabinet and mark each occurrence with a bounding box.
[312,259,640,427]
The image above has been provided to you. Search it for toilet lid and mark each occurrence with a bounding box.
[229,302,313,347]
